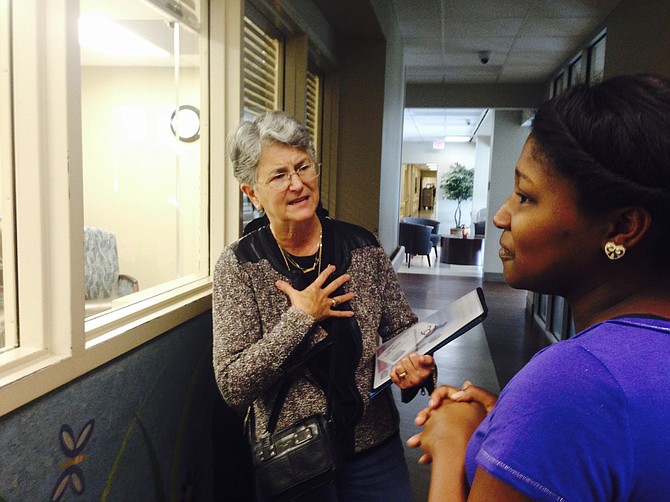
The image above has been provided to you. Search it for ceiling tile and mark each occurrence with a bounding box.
[519,17,597,37]
[393,0,624,137]
[511,36,576,53]
[526,0,621,18]
[440,18,525,37]
[441,0,532,19]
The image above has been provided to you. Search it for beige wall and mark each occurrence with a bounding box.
[334,40,386,234]
[405,83,546,109]
[604,0,670,78]
[81,66,201,289]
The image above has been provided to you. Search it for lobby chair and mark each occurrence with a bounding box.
[399,221,433,268]
[402,217,440,260]
[84,226,139,316]
[474,207,487,236]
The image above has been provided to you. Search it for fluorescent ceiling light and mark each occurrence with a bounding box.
[79,15,169,58]
[444,136,471,143]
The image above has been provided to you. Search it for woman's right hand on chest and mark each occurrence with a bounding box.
[274,264,355,322]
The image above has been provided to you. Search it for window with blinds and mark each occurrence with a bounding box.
[243,16,280,118]
[241,14,283,232]
[587,33,606,84]
[305,69,321,156]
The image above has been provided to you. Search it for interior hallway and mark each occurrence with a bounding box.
[393,258,545,501]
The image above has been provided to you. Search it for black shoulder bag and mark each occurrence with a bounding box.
[247,346,341,501]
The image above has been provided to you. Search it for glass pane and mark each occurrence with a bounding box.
[553,72,566,97]
[0,0,15,352]
[588,34,606,84]
[80,0,205,319]
[568,314,576,338]
[568,56,584,87]
[550,296,565,337]
[537,293,548,324]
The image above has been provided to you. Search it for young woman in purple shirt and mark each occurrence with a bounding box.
[409,74,670,501]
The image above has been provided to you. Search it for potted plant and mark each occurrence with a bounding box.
[440,162,474,234]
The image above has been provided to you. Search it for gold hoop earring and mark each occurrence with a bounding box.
[604,241,626,260]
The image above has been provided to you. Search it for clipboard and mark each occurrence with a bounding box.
[369,287,488,398]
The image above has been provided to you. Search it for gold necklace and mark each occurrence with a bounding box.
[278,232,323,273]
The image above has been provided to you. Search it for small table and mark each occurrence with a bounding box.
[439,235,483,265]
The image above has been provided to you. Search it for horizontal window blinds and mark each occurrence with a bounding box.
[305,69,320,154]
[243,16,279,116]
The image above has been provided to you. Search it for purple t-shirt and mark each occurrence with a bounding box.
[465,317,670,501]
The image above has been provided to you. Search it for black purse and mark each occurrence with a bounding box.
[248,352,341,501]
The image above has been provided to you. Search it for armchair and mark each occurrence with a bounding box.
[399,221,433,268]
[84,226,139,315]
[473,207,487,236]
[402,217,440,260]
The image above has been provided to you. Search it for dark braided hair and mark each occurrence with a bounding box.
[531,74,670,264]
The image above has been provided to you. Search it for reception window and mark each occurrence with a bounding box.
[80,0,208,326]
[0,0,211,415]
[0,0,15,355]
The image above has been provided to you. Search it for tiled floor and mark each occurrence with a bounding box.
[395,256,544,388]
[400,256,483,278]
[393,314,498,501]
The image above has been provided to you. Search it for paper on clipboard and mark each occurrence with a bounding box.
[370,288,487,398]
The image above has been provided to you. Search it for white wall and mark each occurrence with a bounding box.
[401,141,480,230]
[472,136,491,224]
[372,0,406,252]
[483,110,530,280]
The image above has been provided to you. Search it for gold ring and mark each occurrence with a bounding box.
[398,371,407,379]
[331,298,338,308]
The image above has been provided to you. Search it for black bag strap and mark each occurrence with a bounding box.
[248,337,336,439]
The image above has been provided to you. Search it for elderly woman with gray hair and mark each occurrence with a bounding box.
[213,110,435,501]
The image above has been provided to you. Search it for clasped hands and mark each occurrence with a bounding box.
[407,382,498,464]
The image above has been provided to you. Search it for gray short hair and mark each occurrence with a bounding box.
[227,110,316,185]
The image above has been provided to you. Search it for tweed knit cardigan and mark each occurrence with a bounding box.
[212,220,418,454]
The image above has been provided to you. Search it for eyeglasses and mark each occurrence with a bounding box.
[259,162,321,190]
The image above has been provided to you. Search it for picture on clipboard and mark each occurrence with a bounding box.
[370,288,488,398]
